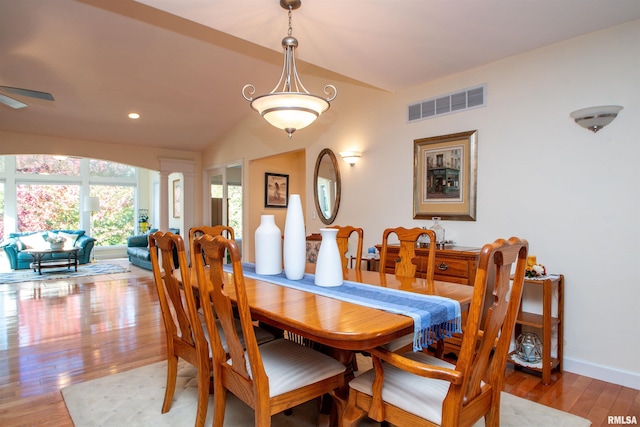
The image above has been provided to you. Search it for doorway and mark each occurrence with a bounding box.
[209,163,243,241]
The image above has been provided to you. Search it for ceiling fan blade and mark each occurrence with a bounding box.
[0,93,28,109]
[0,86,55,101]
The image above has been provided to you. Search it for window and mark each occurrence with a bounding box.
[228,183,242,238]
[0,182,4,241]
[17,183,80,230]
[1,155,142,247]
[90,159,135,178]
[16,155,80,176]
[89,185,135,245]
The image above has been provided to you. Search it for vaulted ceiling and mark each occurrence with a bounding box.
[1,0,638,152]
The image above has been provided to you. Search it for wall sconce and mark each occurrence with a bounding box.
[570,105,623,133]
[340,151,361,166]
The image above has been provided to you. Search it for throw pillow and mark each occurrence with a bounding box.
[19,233,49,250]
[56,231,80,249]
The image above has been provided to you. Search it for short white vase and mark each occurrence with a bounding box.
[283,194,306,280]
[314,228,343,287]
[254,214,282,275]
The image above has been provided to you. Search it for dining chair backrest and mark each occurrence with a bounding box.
[328,225,364,271]
[343,237,529,427]
[148,230,211,427]
[193,233,347,427]
[380,227,436,280]
[188,225,234,267]
[443,237,527,422]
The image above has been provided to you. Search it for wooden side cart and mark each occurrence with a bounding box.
[509,274,564,384]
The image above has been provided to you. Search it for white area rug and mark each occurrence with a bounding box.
[0,263,129,284]
[62,360,591,426]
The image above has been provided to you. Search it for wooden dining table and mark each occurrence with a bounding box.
[210,265,474,352]
[178,263,474,426]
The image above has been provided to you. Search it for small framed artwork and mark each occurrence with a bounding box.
[265,172,289,208]
[413,130,478,221]
[172,179,181,218]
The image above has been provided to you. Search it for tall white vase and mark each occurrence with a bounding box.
[314,228,344,287]
[283,194,306,280]
[254,214,282,275]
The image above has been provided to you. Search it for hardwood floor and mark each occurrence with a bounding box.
[0,260,637,426]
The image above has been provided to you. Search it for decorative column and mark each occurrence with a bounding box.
[157,171,168,231]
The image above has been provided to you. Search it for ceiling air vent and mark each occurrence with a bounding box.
[408,84,486,123]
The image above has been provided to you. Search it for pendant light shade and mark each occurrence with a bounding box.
[251,92,330,130]
[242,0,336,138]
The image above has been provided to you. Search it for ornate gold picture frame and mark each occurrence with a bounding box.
[413,130,477,221]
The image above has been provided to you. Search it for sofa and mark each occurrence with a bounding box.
[126,228,179,270]
[1,230,96,270]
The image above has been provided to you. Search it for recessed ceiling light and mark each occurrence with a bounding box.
[128,112,140,119]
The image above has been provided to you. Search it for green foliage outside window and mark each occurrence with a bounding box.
[228,185,243,239]
[89,185,135,245]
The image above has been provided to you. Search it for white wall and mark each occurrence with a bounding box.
[204,21,640,388]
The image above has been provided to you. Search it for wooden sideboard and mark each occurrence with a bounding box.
[375,244,481,285]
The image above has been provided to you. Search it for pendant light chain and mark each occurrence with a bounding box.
[288,6,293,37]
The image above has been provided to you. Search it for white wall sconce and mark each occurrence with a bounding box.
[570,105,623,133]
[340,151,361,166]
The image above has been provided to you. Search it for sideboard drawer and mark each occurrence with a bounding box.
[432,257,470,282]
[377,244,480,286]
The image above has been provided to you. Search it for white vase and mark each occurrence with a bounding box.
[314,228,343,287]
[283,194,306,280]
[254,215,282,275]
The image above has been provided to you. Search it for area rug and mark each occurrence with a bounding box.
[61,359,591,427]
[0,263,129,284]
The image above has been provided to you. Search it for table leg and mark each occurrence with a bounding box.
[32,253,44,275]
[434,338,445,359]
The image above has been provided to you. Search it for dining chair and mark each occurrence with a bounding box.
[379,227,436,353]
[188,225,235,267]
[328,225,364,271]
[380,226,436,279]
[193,233,348,427]
[149,230,211,427]
[342,237,529,427]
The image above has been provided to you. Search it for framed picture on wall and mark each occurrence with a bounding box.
[172,179,181,218]
[413,130,478,221]
[265,172,289,208]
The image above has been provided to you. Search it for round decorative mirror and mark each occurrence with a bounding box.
[313,148,341,225]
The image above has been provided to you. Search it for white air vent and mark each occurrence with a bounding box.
[408,85,486,123]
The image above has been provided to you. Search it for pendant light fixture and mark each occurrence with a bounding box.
[242,0,337,139]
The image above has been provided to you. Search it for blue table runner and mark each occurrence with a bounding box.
[224,263,461,351]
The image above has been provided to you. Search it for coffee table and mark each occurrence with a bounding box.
[24,247,80,275]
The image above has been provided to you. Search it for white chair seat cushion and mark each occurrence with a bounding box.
[381,333,413,352]
[253,322,276,346]
[232,338,346,398]
[203,317,275,354]
[348,351,454,425]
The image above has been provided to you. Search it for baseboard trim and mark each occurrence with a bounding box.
[564,357,640,390]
